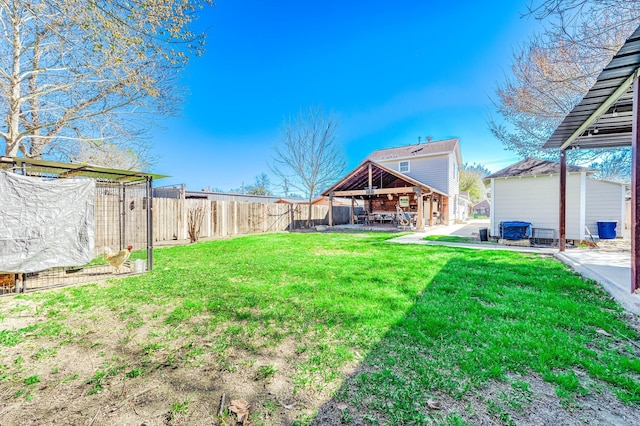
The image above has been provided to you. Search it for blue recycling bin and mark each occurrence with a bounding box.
[596,221,617,239]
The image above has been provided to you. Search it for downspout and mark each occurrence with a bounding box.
[579,172,586,241]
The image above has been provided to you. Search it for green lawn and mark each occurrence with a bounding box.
[424,235,475,243]
[0,233,638,425]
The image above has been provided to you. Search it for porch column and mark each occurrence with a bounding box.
[351,198,355,224]
[429,195,434,227]
[329,195,334,227]
[442,197,449,225]
[632,76,640,293]
[416,189,423,229]
[559,149,567,252]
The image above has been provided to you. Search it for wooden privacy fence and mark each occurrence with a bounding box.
[152,199,352,242]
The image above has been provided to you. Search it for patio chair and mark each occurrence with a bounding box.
[396,205,411,230]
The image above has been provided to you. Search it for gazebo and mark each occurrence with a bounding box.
[323,159,448,229]
[543,25,640,293]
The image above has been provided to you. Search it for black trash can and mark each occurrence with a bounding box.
[479,228,488,242]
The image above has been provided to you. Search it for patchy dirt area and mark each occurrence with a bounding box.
[314,370,640,426]
[0,292,638,426]
[0,295,353,425]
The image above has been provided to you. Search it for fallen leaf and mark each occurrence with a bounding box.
[427,399,441,410]
[595,329,611,337]
[336,402,348,410]
[228,399,250,425]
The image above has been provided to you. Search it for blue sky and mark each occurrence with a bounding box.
[153,1,543,192]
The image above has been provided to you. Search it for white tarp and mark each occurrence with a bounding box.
[0,170,95,273]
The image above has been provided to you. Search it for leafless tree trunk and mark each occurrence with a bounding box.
[271,106,346,227]
[187,206,205,243]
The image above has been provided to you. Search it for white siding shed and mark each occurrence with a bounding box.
[487,159,625,241]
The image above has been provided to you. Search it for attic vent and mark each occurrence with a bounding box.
[410,147,424,155]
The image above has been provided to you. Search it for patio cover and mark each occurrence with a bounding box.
[322,159,448,228]
[543,25,640,293]
[543,26,640,151]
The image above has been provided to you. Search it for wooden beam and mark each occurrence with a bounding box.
[329,196,334,227]
[350,198,355,224]
[333,187,419,197]
[560,68,640,150]
[416,189,423,229]
[442,196,448,225]
[58,165,89,178]
[368,163,372,189]
[559,149,567,252]
[429,195,434,227]
[632,76,640,293]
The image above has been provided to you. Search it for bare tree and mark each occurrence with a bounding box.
[271,106,346,227]
[0,0,211,167]
[489,0,640,181]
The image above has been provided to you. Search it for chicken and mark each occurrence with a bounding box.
[104,245,133,274]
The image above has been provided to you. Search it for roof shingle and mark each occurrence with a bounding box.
[485,158,592,179]
[367,138,459,162]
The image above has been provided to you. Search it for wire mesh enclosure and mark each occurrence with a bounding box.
[0,157,161,295]
[531,227,558,247]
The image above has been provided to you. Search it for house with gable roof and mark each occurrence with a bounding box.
[323,138,463,227]
[366,138,463,223]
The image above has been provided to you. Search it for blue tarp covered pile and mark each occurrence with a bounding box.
[500,221,532,240]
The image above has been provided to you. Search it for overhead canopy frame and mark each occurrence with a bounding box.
[543,25,640,293]
[544,26,640,151]
[0,156,167,183]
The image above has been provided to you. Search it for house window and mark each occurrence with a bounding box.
[399,161,410,173]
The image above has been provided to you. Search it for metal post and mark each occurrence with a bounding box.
[559,149,567,252]
[120,184,126,251]
[147,176,154,271]
[631,77,640,293]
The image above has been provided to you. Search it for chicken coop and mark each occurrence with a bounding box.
[0,156,164,295]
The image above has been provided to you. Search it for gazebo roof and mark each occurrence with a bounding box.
[323,159,446,197]
[543,26,640,150]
